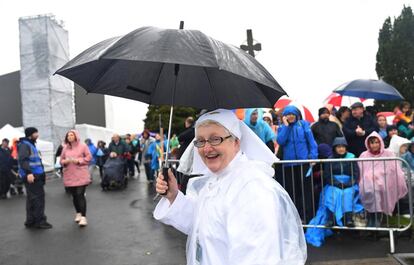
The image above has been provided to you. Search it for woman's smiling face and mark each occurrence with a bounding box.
[195,123,240,173]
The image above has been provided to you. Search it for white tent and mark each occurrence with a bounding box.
[75,124,115,145]
[0,124,55,172]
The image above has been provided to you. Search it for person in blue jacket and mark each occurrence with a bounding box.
[146,134,168,181]
[305,137,364,247]
[244,108,276,153]
[276,105,318,222]
[402,141,414,170]
[85,138,97,181]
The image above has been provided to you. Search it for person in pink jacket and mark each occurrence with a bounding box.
[358,131,408,227]
[60,130,92,227]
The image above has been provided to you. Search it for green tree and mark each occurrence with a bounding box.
[143,105,199,135]
[375,6,414,110]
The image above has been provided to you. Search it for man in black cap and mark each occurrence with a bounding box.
[18,127,52,229]
[343,102,379,157]
[311,107,343,146]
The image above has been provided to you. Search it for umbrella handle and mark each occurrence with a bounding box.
[160,166,169,196]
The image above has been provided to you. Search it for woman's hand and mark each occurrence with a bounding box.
[282,116,289,126]
[156,169,179,204]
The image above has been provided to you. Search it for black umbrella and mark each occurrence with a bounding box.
[333,79,404,100]
[55,24,286,165]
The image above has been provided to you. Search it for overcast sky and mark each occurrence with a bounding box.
[1,0,413,133]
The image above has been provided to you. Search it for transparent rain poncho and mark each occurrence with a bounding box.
[154,109,306,265]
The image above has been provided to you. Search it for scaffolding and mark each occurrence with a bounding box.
[19,14,75,148]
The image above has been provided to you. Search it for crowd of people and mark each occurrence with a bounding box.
[0,115,198,229]
[243,101,413,247]
[0,102,412,242]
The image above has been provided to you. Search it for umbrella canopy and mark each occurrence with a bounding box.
[56,26,286,109]
[274,95,293,110]
[274,96,315,123]
[333,79,404,100]
[323,92,374,107]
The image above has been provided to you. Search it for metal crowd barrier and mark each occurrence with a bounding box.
[164,157,413,253]
[274,157,413,253]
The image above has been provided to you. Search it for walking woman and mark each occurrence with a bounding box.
[60,130,92,227]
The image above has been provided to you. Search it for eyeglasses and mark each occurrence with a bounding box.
[193,135,233,148]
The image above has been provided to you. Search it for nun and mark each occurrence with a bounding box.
[154,109,306,265]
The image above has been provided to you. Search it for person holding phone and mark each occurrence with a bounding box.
[276,105,318,223]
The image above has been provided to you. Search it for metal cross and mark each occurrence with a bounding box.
[240,29,262,57]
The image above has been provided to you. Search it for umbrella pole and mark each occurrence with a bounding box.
[164,22,184,167]
[165,106,174,166]
[164,64,180,167]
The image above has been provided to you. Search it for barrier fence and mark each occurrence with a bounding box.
[274,157,413,253]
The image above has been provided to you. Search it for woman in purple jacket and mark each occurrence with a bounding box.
[60,130,92,227]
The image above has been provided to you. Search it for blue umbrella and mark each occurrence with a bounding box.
[333,79,404,100]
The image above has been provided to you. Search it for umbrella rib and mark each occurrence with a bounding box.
[151,63,167,104]
[203,67,218,109]
[126,86,151,95]
[89,59,118,92]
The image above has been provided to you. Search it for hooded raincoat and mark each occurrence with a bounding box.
[358,132,408,215]
[277,106,318,163]
[147,139,168,171]
[305,137,363,247]
[154,109,306,265]
[388,135,411,157]
[85,139,97,165]
[60,130,92,187]
[243,108,276,144]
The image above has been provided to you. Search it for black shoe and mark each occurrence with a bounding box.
[18,189,24,195]
[10,188,17,196]
[24,222,35,228]
[345,220,355,227]
[325,220,334,227]
[34,222,53,229]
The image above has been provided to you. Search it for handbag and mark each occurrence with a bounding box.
[54,156,62,169]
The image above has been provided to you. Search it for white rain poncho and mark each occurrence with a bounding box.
[154,109,307,265]
[388,135,411,157]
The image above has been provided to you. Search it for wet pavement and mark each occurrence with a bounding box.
[0,173,186,265]
[0,170,413,265]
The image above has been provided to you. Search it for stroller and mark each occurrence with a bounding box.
[101,157,128,190]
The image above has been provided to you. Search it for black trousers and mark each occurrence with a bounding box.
[67,185,87,216]
[24,177,47,225]
[144,163,154,181]
[134,160,140,173]
[126,159,135,176]
[276,165,315,223]
[98,165,104,179]
[0,170,11,196]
